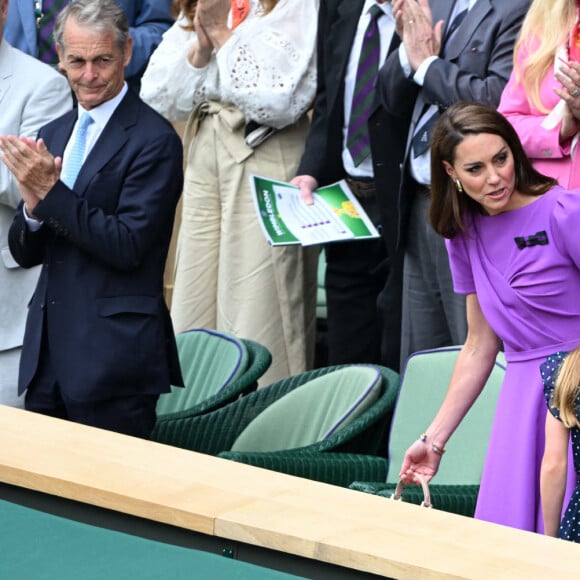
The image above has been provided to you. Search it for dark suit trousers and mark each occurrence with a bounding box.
[24,333,159,439]
[324,190,401,369]
[399,191,467,369]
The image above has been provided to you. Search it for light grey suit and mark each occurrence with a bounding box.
[378,0,530,369]
[0,39,72,406]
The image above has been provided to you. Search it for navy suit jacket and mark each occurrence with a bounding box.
[296,0,411,261]
[8,89,184,402]
[5,0,173,87]
[378,0,531,254]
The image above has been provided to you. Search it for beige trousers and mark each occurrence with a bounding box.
[171,102,318,385]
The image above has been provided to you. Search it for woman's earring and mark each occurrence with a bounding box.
[455,179,464,193]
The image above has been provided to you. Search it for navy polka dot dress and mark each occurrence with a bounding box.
[541,351,580,542]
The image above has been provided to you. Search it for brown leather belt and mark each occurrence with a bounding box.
[345,176,376,199]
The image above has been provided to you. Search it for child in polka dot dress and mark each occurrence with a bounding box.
[540,347,580,541]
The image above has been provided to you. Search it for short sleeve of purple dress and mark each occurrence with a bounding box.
[540,351,580,542]
[446,186,580,532]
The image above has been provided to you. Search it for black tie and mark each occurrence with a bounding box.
[441,8,468,57]
[445,8,468,41]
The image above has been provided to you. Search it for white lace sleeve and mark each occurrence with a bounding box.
[216,0,318,128]
[146,0,319,129]
[139,16,198,122]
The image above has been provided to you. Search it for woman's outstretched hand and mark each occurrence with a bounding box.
[399,438,443,484]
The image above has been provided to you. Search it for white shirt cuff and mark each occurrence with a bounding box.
[413,56,438,86]
[22,205,43,231]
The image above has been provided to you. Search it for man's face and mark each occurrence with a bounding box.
[57,18,132,110]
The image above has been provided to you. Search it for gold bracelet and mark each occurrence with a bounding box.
[419,433,446,455]
[431,442,446,456]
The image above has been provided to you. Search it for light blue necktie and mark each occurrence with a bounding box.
[62,112,93,188]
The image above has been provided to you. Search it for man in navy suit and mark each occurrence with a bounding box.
[1,0,183,438]
[4,0,173,90]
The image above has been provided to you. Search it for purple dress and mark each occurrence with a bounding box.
[447,186,580,532]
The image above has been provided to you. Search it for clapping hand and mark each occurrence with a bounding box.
[196,0,231,49]
[554,59,580,141]
[399,0,444,72]
[0,135,60,216]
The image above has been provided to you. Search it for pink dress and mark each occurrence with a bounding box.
[447,186,580,532]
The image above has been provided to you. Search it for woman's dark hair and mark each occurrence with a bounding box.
[429,102,556,238]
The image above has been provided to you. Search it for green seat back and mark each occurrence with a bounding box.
[156,329,249,416]
[386,347,506,485]
[230,366,382,453]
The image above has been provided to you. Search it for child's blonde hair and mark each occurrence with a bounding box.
[552,346,580,428]
[513,0,576,113]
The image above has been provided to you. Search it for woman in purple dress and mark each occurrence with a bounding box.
[398,102,580,533]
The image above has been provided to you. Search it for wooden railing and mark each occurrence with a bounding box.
[1,404,579,578]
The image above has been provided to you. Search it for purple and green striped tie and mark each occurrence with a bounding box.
[37,0,68,65]
[347,4,383,167]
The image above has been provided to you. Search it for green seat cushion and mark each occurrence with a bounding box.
[156,329,249,416]
[230,366,382,452]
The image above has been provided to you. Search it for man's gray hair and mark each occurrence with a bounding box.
[54,0,130,53]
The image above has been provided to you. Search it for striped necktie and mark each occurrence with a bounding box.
[37,0,68,65]
[347,4,383,167]
[62,113,94,188]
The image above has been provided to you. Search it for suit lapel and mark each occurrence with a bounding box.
[50,111,76,160]
[444,0,492,61]
[74,91,137,195]
[0,41,13,109]
[331,0,365,72]
[432,0,454,31]
[15,0,39,56]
